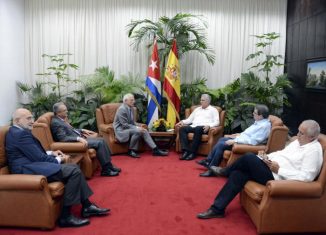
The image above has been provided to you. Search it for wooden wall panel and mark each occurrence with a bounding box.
[285,0,326,134]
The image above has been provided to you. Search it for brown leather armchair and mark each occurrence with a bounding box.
[221,115,289,167]
[0,126,64,229]
[32,112,98,179]
[96,103,146,154]
[175,105,226,155]
[240,134,326,234]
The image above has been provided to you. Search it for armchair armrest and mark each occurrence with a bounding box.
[267,180,323,198]
[50,142,88,152]
[231,144,266,154]
[208,126,223,136]
[0,174,47,190]
[139,123,148,129]
[98,124,114,133]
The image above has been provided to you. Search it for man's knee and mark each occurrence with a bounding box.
[240,152,257,162]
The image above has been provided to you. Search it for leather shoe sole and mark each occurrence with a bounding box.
[185,153,196,161]
[111,166,121,172]
[153,150,169,156]
[128,150,140,158]
[197,209,225,219]
[179,152,189,160]
[101,170,119,177]
[82,205,110,218]
[199,170,214,177]
[196,160,209,168]
[209,166,226,177]
[58,215,90,227]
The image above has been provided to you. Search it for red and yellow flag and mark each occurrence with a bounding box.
[163,39,180,127]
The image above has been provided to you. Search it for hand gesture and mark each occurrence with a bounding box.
[225,139,235,146]
[203,125,210,133]
[78,137,88,147]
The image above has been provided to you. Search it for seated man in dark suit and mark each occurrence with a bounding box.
[51,102,120,177]
[197,120,323,219]
[5,108,110,227]
[113,93,168,158]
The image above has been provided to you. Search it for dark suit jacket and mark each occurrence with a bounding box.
[51,116,81,142]
[5,126,61,177]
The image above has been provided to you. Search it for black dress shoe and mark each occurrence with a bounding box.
[196,159,209,167]
[199,170,214,177]
[110,166,121,172]
[128,150,140,158]
[179,152,189,160]
[152,148,168,156]
[209,166,227,177]
[82,204,110,218]
[185,153,196,160]
[58,215,90,227]
[197,208,225,219]
[101,169,119,177]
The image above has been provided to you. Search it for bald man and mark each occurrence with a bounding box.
[5,108,109,227]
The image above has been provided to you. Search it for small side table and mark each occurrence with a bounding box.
[149,131,176,150]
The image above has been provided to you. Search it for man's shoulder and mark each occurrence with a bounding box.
[51,116,63,125]
[7,126,29,142]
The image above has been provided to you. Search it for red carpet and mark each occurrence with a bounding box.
[0,151,257,235]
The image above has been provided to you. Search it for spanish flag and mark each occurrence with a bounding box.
[163,39,180,127]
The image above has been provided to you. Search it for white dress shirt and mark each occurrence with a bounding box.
[268,139,323,182]
[182,105,219,127]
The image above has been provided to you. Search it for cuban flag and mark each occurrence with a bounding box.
[146,39,161,129]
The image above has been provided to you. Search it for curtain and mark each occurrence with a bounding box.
[24,0,287,89]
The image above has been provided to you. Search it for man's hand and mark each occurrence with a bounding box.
[225,139,235,146]
[137,126,147,133]
[175,121,183,127]
[52,150,64,157]
[82,129,98,138]
[60,154,70,163]
[77,137,88,147]
[263,159,279,173]
[203,125,210,133]
[224,133,240,138]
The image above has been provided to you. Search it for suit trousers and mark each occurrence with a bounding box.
[47,164,93,207]
[179,126,205,154]
[206,137,233,167]
[210,153,274,213]
[86,137,112,169]
[128,128,156,151]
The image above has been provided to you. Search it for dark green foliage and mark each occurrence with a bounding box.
[127,13,215,80]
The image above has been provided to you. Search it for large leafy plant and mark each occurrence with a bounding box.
[17,53,79,119]
[127,13,215,79]
[219,32,291,132]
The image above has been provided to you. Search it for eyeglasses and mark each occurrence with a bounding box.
[253,111,259,115]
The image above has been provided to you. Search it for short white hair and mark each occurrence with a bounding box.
[201,94,211,103]
[302,120,320,139]
[123,93,134,103]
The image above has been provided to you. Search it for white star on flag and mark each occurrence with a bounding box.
[149,60,158,72]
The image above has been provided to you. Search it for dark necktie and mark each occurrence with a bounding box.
[130,108,134,122]
[64,119,86,138]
